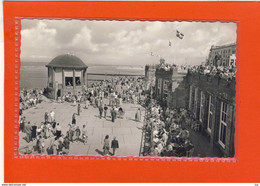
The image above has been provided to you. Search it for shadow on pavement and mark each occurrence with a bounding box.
[95,149,104,156]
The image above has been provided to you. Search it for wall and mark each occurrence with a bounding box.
[145,65,156,82]
[208,44,236,66]
[155,68,187,109]
[186,71,236,157]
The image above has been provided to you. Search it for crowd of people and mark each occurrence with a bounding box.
[54,76,147,110]
[79,76,143,121]
[189,64,237,81]
[86,76,147,105]
[19,72,203,157]
[19,76,147,156]
[58,76,147,124]
[19,108,90,155]
[19,88,44,115]
[142,100,195,157]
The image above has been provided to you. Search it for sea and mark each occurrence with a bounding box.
[20,62,145,89]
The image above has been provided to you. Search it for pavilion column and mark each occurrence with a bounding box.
[47,67,49,87]
[81,69,84,86]
[83,70,86,86]
[52,67,56,100]
[62,68,65,88]
[52,67,55,88]
[73,69,76,89]
[86,73,88,88]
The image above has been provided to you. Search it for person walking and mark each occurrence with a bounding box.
[111,136,119,156]
[104,104,108,119]
[56,123,62,140]
[19,116,26,132]
[77,104,81,116]
[135,108,141,122]
[103,135,110,156]
[98,105,103,119]
[69,124,76,142]
[44,111,49,124]
[24,122,32,143]
[111,108,116,123]
[99,98,103,108]
[118,107,124,119]
[75,126,81,142]
[63,137,70,155]
[81,124,88,145]
[36,135,45,154]
[72,113,76,125]
[50,110,55,122]
[31,123,37,141]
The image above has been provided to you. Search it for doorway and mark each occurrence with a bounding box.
[57,89,61,98]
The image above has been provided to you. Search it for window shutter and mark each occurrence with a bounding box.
[201,92,205,123]
[204,93,210,128]
[227,104,233,126]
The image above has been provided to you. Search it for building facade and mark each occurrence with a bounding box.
[145,64,156,82]
[155,63,187,109]
[186,71,236,157]
[45,54,88,99]
[207,43,237,67]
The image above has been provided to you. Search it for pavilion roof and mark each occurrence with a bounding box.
[46,54,88,69]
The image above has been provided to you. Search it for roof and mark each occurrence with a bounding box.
[210,43,236,50]
[46,54,88,69]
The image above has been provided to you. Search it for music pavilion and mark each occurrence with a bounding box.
[45,54,88,100]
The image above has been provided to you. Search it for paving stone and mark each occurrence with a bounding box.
[123,134,142,145]
[112,127,132,135]
[19,98,144,156]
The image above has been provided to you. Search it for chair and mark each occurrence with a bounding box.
[185,118,191,127]
[193,124,200,132]
[186,147,194,157]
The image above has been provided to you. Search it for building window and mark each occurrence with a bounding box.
[157,78,162,97]
[219,102,228,148]
[189,85,193,110]
[163,80,169,98]
[199,91,204,122]
[65,77,73,86]
[207,95,213,133]
[75,77,81,85]
[230,59,235,66]
[193,88,198,117]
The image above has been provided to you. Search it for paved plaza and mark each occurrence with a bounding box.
[19,98,145,156]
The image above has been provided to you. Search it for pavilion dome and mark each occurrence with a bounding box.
[46,54,88,69]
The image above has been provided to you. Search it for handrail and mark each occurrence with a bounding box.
[87,73,144,77]
[139,113,145,157]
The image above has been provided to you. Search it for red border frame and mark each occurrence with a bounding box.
[4,2,260,183]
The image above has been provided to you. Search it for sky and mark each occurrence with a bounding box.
[21,19,237,66]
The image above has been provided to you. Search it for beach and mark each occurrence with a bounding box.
[20,62,145,89]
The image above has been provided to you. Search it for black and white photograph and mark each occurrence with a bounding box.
[18,19,237,158]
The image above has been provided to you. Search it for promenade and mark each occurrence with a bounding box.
[19,98,145,156]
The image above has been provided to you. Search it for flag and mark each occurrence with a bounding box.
[176,30,184,39]
[169,41,172,46]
